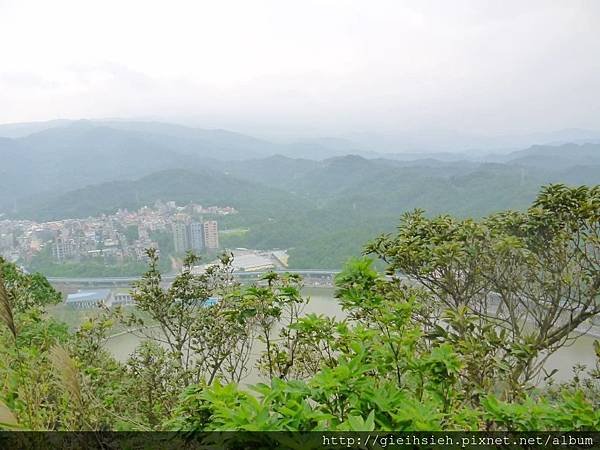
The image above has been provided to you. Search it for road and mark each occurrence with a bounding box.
[47,269,341,286]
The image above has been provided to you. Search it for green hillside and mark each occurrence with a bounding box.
[5,127,600,269]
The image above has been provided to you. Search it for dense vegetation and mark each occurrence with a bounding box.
[1,185,598,433]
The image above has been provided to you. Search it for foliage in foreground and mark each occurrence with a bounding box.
[0,184,599,431]
[170,258,599,432]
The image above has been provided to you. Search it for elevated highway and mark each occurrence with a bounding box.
[47,269,341,288]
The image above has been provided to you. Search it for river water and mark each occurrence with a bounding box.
[104,287,597,385]
[104,288,345,361]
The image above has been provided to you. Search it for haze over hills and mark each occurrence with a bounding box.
[2,119,600,268]
[342,128,600,155]
[16,168,307,223]
[0,120,272,210]
[0,119,73,138]
[2,118,600,157]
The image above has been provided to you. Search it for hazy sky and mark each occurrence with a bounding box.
[1,0,599,137]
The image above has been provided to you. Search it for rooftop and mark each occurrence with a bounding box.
[66,289,111,303]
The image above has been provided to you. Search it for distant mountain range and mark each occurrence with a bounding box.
[2,119,600,268]
[2,118,600,157]
[2,119,600,219]
[0,120,279,210]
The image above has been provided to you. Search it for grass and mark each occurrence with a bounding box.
[219,228,250,237]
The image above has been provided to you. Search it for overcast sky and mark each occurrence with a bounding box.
[1,0,599,138]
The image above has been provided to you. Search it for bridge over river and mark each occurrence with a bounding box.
[47,271,599,339]
[48,269,341,288]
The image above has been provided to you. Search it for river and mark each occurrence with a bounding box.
[103,287,344,361]
[104,287,597,385]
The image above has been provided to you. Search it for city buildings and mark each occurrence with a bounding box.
[203,220,219,250]
[189,222,205,251]
[172,222,189,254]
[52,235,78,261]
[0,201,233,265]
[171,220,219,254]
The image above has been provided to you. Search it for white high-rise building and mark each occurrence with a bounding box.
[172,222,188,254]
[188,222,204,252]
[203,221,219,250]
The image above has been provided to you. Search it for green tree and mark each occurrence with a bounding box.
[366,184,600,398]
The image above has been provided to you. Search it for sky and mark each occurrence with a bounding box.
[1,0,599,139]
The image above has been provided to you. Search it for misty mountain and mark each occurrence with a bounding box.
[7,157,549,268]
[0,137,41,201]
[0,123,206,208]
[92,120,280,159]
[9,141,600,221]
[341,128,600,154]
[3,119,600,158]
[517,128,600,147]
[19,120,276,160]
[16,168,308,222]
[554,165,600,186]
[281,137,375,160]
[0,119,278,158]
[0,119,72,138]
[3,117,600,268]
[0,121,278,210]
[207,154,524,200]
[501,143,600,171]
[216,155,320,189]
[7,141,600,268]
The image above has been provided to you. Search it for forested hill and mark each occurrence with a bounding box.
[0,120,279,212]
[8,142,600,269]
[13,168,309,222]
[2,119,599,211]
